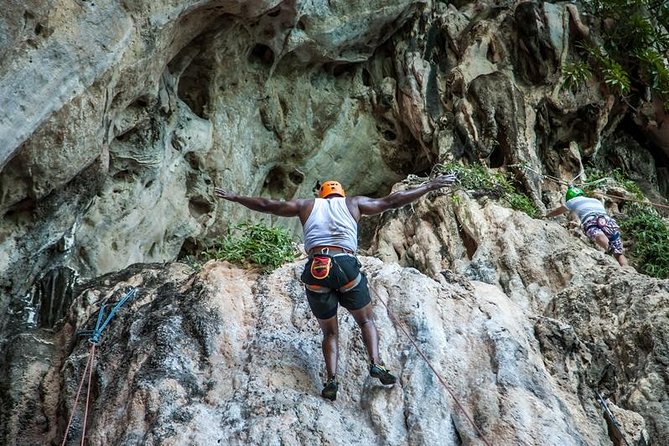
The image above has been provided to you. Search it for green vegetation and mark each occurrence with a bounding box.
[584,167,645,198]
[562,61,592,91]
[578,0,669,99]
[619,204,669,278]
[505,192,541,218]
[436,162,540,218]
[201,222,298,271]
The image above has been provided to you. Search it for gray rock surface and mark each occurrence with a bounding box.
[2,257,659,445]
[1,0,669,444]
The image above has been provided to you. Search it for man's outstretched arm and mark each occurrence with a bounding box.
[545,205,568,218]
[354,174,456,216]
[215,188,304,217]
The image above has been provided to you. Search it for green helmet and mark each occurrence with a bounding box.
[565,186,585,201]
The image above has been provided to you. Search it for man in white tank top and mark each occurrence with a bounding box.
[215,173,456,400]
[546,186,628,267]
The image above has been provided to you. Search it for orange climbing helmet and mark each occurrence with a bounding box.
[319,180,346,198]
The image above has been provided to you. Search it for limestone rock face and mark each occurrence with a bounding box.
[2,0,667,316]
[2,1,669,445]
[0,0,432,323]
[2,257,660,445]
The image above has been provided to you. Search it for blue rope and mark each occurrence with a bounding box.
[79,287,137,345]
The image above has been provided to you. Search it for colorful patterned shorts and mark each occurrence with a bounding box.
[582,214,624,255]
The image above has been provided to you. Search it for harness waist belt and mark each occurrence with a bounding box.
[582,212,604,222]
[308,246,354,256]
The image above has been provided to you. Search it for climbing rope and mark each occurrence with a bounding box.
[371,286,493,446]
[60,344,95,446]
[61,286,137,446]
[511,163,669,210]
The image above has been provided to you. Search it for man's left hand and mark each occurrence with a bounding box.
[432,173,457,189]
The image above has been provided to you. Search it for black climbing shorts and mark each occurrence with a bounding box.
[301,254,371,320]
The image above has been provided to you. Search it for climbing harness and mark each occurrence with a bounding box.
[582,214,621,240]
[304,252,362,294]
[61,286,137,446]
[304,272,361,294]
[370,286,493,446]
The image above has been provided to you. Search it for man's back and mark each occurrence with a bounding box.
[303,198,358,253]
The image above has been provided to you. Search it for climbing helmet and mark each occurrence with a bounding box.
[565,186,586,201]
[319,181,346,198]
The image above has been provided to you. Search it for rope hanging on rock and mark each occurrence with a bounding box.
[512,164,669,210]
[371,286,493,446]
[61,286,137,446]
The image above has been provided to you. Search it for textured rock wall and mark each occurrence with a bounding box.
[2,0,667,320]
[2,1,669,444]
[0,0,426,335]
[2,257,659,445]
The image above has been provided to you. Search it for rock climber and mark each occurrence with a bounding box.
[545,186,628,267]
[214,173,456,400]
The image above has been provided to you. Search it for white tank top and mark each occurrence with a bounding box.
[565,196,606,222]
[303,198,358,252]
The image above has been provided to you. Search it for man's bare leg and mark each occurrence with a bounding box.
[614,253,628,267]
[349,304,379,363]
[350,304,397,385]
[316,316,339,379]
[593,233,610,251]
[593,233,628,266]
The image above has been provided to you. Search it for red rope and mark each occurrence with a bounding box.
[81,343,96,445]
[372,287,493,446]
[600,192,669,210]
[61,343,96,446]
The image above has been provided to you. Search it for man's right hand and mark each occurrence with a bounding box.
[214,188,235,200]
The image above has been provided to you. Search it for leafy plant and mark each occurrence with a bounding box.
[582,0,669,99]
[202,222,298,271]
[583,167,645,199]
[505,193,541,218]
[436,162,539,217]
[562,61,592,91]
[437,162,510,197]
[618,203,669,278]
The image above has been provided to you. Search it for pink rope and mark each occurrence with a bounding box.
[372,287,493,446]
[61,344,94,446]
[80,343,96,446]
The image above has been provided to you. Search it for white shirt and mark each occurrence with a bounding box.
[565,196,606,222]
[303,198,358,252]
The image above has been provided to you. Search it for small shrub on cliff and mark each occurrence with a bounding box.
[583,167,645,198]
[618,204,669,278]
[505,192,541,218]
[203,222,298,271]
[436,162,539,217]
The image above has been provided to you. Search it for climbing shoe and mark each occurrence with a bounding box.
[321,377,338,401]
[370,363,397,385]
